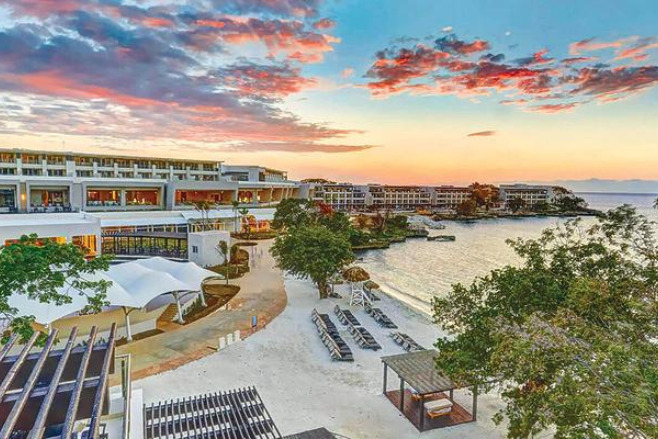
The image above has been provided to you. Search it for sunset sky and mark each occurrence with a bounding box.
[0,0,657,185]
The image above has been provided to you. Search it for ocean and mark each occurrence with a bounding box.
[358,192,658,316]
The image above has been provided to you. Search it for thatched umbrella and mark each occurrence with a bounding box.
[364,280,380,291]
[342,266,370,283]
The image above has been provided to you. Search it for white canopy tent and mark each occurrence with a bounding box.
[8,257,220,341]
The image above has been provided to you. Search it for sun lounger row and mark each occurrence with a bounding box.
[346,321,381,350]
[312,308,339,336]
[333,305,361,326]
[390,332,424,352]
[312,309,353,362]
[365,305,397,328]
[364,290,380,302]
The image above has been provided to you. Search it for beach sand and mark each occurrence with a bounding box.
[136,268,515,439]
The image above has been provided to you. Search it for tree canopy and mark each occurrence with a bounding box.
[271,225,354,298]
[0,235,112,342]
[433,206,658,438]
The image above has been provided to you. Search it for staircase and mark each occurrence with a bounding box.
[156,304,182,331]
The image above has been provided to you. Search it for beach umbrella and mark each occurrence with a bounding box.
[342,266,370,283]
[364,280,380,290]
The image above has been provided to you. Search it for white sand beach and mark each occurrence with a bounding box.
[136,266,514,439]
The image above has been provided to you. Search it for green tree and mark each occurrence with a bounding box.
[532,200,551,213]
[193,200,215,230]
[271,225,354,298]
[507,197,526,213]
[271,198,315,230]
[215,240,239,285]
[0,235,112,342]
[455,199,477,216]
[433,206,658,438]
[553,195,588,212]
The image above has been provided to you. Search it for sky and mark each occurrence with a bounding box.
[0,0,657,185]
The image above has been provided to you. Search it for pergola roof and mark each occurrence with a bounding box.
[0,325,116,438]
[8,257,218,325]
[381,350,455,395]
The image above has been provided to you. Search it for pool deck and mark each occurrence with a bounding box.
[112,240,286,384]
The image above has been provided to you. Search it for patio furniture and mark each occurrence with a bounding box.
[365,305,397,328]
[390,332,424,352]
[425,399,454,418]
[333,305,361,326]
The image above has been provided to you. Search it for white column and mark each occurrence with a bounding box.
[123,307,133,342]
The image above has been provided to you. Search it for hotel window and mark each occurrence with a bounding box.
[0,153,15,163]
[46,155,65,165]
[23,169,42,176]
[0,168,15,175]
[48,169,65,176]
[22,154,40,164]
[87,189,120,206]
[192,246,199,254]
[125,189,159,206]
[0,189,16,208]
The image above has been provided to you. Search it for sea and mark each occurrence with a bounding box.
[358,193,658,317]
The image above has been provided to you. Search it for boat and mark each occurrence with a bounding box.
[427,235,456,242]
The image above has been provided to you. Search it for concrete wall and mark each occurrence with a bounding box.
[187,230,231,268]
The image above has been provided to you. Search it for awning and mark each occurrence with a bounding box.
[8,257,218,325]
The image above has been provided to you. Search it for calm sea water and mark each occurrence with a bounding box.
[359,192,658,316]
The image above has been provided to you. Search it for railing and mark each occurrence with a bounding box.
[116,354,132,439]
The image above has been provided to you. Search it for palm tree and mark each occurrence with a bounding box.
[216,241,231,285]
[231,200,240,233]
[654,197,658,210]
[238,207,251,237]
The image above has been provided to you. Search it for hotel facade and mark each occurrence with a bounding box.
[0,149,305,214]
[315,182,570,212]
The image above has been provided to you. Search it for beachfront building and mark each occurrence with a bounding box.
[432,186,473,210]
[499,184,562,208]
[0,148,301,213]
[368,185,433,211]
[315,183,369,211]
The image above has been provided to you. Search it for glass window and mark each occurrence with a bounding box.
[125,189,159,206]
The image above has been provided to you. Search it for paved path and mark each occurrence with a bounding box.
[113,239,286,384]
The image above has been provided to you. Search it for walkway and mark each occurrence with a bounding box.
[113,239,287,384]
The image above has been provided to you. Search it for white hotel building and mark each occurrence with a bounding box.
[499,184,562,207]
[0,148,315,262]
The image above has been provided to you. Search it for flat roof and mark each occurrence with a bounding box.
[381,350,456,395]
[0,147,223,165]
[0,212,99,227]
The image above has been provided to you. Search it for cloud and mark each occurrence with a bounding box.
[442,26,453,33]
[341,67,355,78]
[467,130,496,137]
[569,37,626,55]
[313,18,335,30]
[0,0,370,153]
[363,30,658,113]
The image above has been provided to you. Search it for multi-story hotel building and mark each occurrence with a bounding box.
[0,149,303,214]
[314,183,369,212]
[499,184,561,207]
[432,186,473,210]
[368,185,433,211]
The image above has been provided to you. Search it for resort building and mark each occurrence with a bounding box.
[0,148,302,214]
[432,186,473,210]
[368,185,433,211]
[499,184,562,207]
[315,183,369,211]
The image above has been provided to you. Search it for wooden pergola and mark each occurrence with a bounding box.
[0,324,117,438]
[381,349,478,432]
